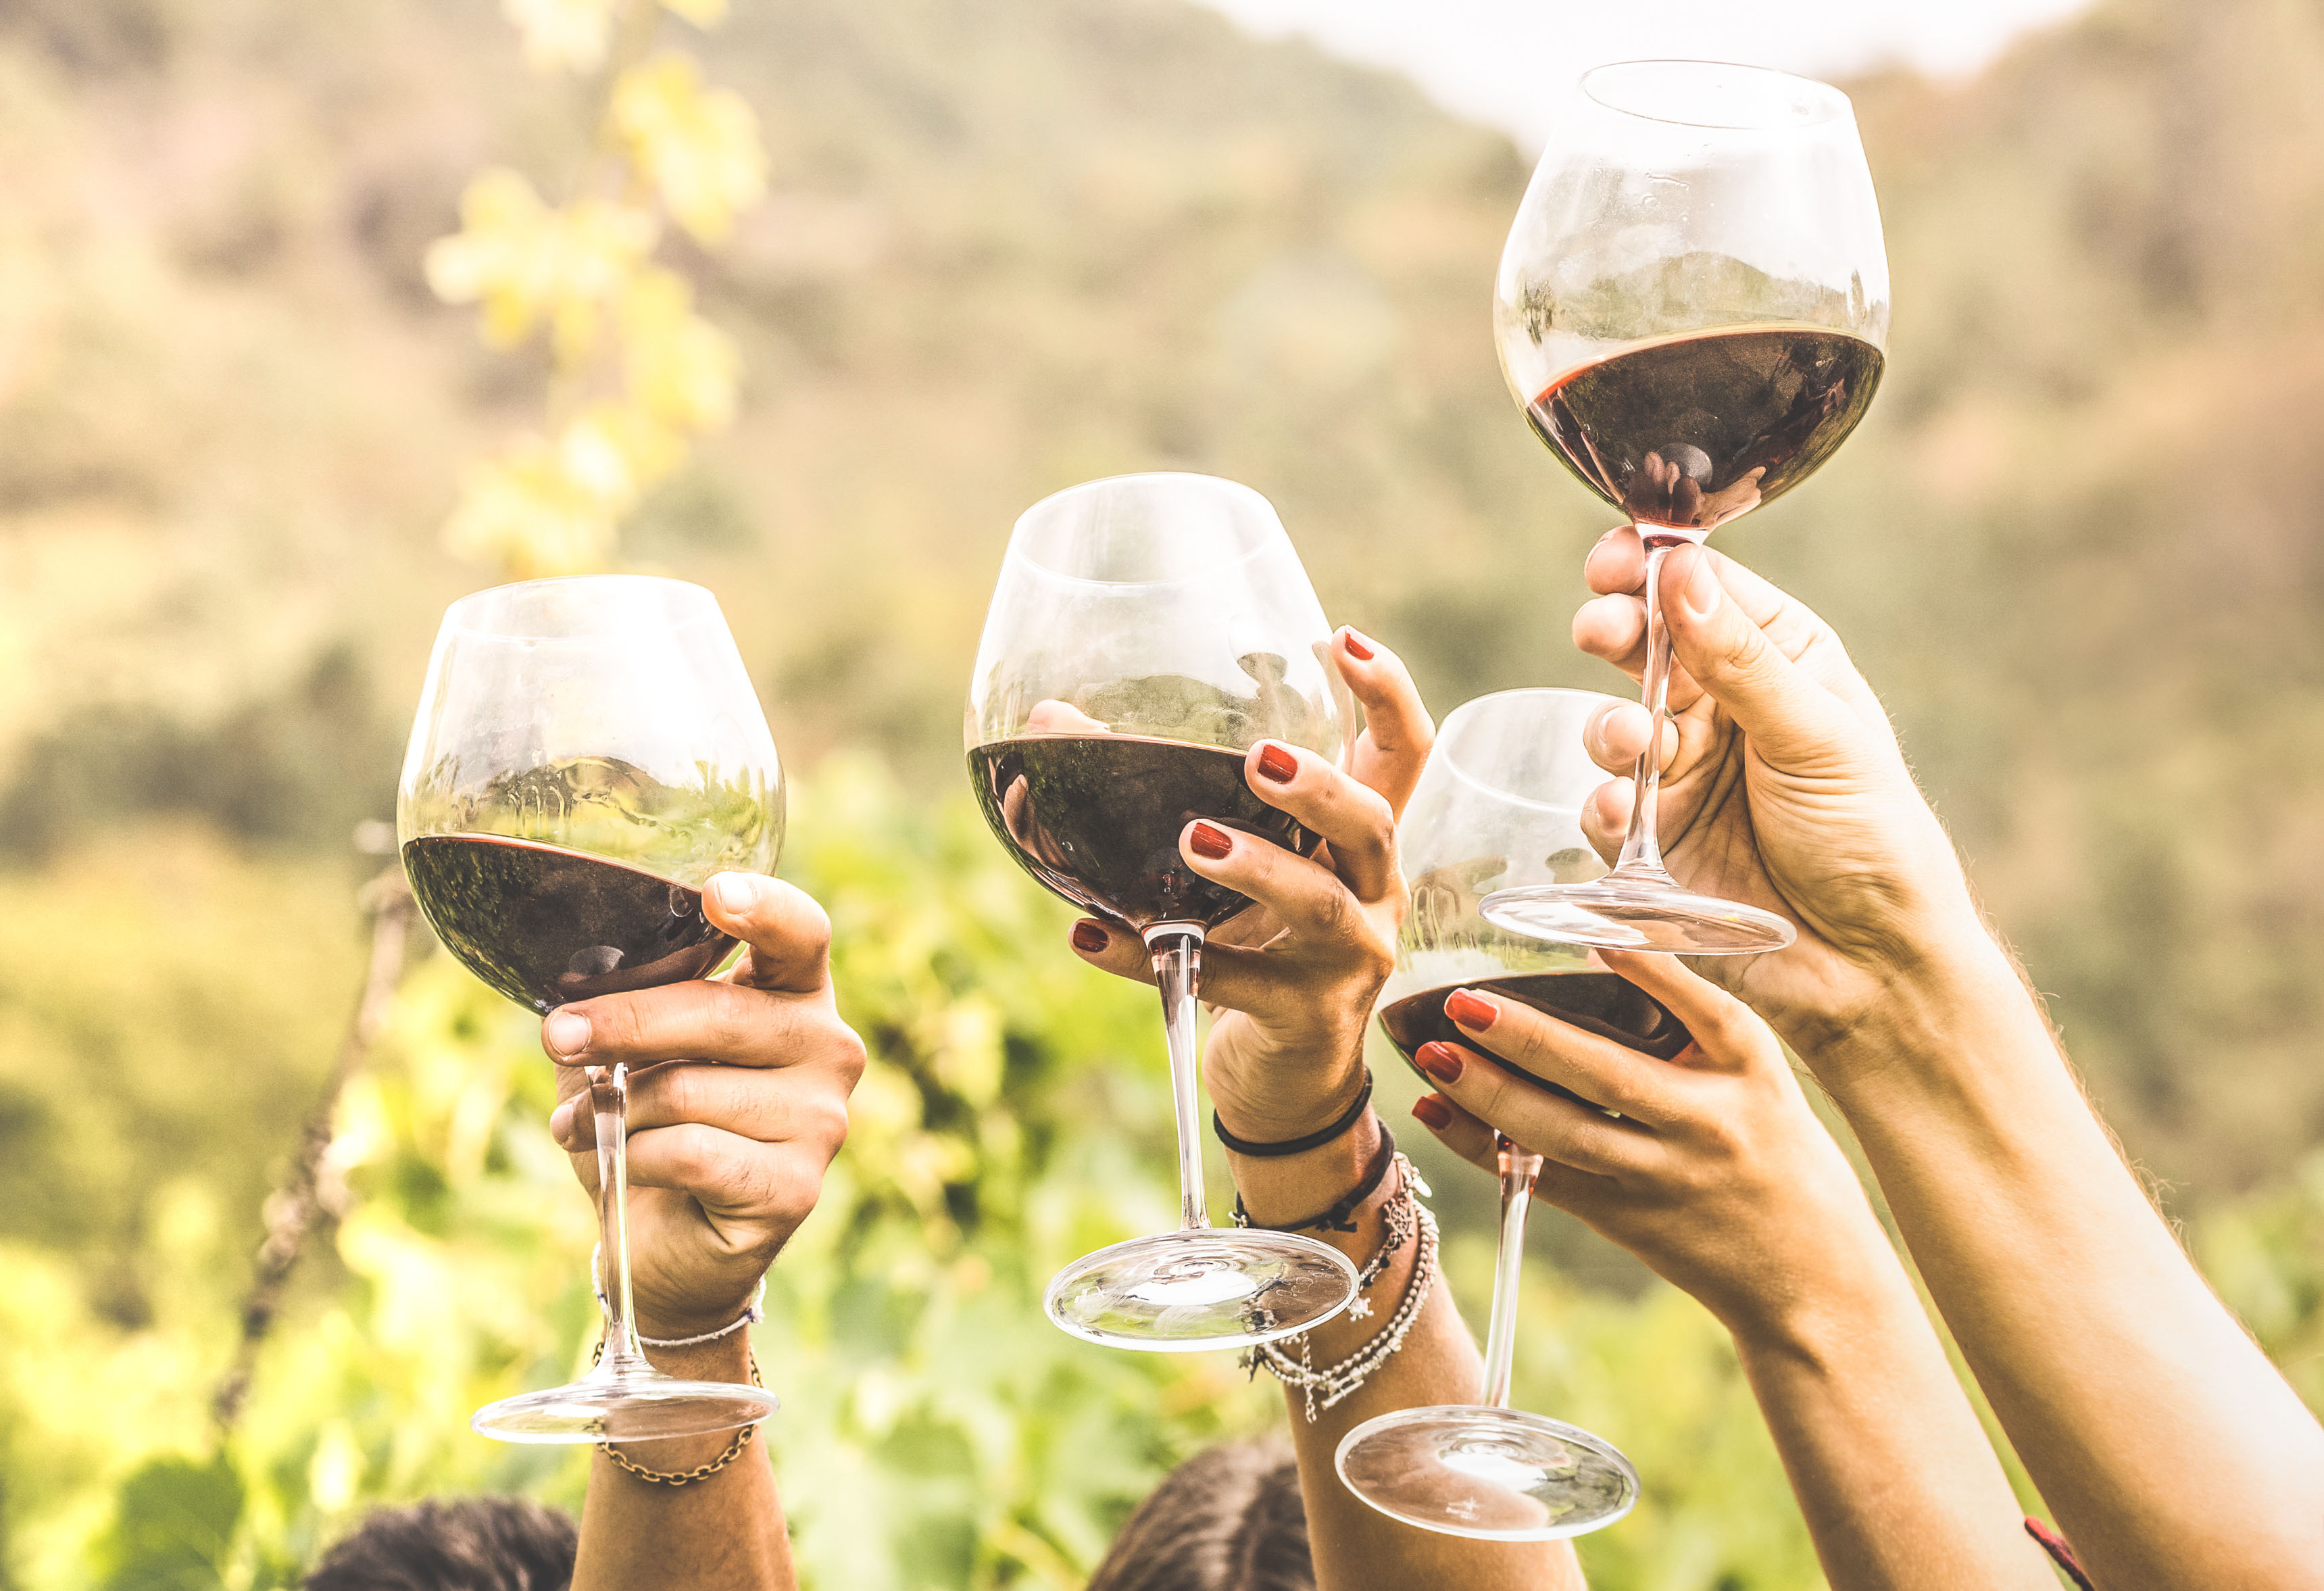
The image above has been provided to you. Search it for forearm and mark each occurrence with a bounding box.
[1230,1117,1584,1591]
[573,1333,795,1591]
[1727,1244,2052,1590]
[1808,935,2324,1588]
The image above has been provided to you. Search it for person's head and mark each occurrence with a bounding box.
[1087,1441,1314,1591]
[304,1497,576,1591]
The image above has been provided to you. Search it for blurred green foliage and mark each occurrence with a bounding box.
[3,0,2323,1583]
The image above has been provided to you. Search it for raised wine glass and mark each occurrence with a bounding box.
[1482,60,1889,955]
[398,575,786,1442]
[1340,689,1667,1538]
[967,472,1362,1351]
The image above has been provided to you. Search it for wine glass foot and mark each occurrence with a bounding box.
[471,1371,781,1445]
[1044,1229,1359,1352]
[1480,880,1794,955]
[1335,1405,1639,1540]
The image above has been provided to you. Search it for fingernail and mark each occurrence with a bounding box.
[1444,989,1498,1031]
[543,1009,591,1058]
[1415,1042,1465,1083]
[1070,919,1110,953]
[549,1098,576,1145]
[1341,629,1375,662]
[1411,1094,1452,1129]
[1681,549,1720,620]
[1254,743,1297,784]
[712,873,758,914]
[1188,822,1234,860]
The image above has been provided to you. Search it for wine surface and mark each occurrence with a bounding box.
[967,734,1317,932]
[1527,326,1883,535]
[1377,972,1692,1108]
[402,833,735,1013]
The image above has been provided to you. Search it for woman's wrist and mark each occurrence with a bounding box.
[1207,1048,1369,1146]
[1225,1106,1385,1233]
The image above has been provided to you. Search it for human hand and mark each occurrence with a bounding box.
[1068,628,1433,1142]
[1408,950,1890,1343]
[1572,529,1988,1055]
[542,874,866,1339]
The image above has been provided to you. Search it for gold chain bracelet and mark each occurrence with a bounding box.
[590,1340,766,1487]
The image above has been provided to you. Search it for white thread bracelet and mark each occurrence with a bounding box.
[591,1243,766,1347]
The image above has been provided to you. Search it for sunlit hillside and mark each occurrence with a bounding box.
[1,0,2321,1327]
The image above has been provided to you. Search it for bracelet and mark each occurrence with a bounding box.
[593,1243,766,1346]
[1241,1155,1438,1423]
[1231,1122,1396,1233]
[591,1338,766,1486]
[1213,1069,1373,1158]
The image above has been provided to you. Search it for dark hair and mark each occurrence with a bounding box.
[305,1497,577,1591]
[1087,1442,1316,1591]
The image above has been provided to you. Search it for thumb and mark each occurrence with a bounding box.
[703,873,833,996]
[1660,546,1863,770]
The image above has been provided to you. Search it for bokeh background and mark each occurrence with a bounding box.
[3,0,2322,1585]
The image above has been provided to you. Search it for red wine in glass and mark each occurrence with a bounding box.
[966,735,1318,933]
[1377,972,1691,1109]
[1526,326,1884,537]
[401,834,736,1012]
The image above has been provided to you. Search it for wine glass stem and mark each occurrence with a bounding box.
[1614,535,1681,879]
[1148,927,1210,1233]
[1480,1134,1543,1409]
[589,1061,650,1373]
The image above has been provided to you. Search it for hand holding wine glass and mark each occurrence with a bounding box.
[1569,532,1992,1056]
[1408,950,2064,1590]
[543,872,865,1338]
[1063,628,1435,1145]
[1485,59,1891,956]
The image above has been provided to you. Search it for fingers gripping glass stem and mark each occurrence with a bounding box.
[1614,541,1681,880]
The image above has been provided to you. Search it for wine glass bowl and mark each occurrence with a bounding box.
[1484,60,1889,956]
[968,474,1361,1352]
[1339,689,1649,1538]
[398,574,785,1442]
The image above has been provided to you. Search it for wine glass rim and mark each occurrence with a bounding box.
[1008,471,1277,587]
[442,573,722,639]
[1435,686,1620,814]
[1578,59,1852,132]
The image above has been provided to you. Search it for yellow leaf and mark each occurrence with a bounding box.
[503,0,620,74]
[426,170,659,360]
[440,437,620,578]
[612,53,767,243]
[621,268,740,433]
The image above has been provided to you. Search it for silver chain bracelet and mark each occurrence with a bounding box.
[591,1242,766,1347]
[1240,1155,1440,1423]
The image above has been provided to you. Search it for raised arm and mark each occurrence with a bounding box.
[1571,527,2324,1588]
[1408,950,2054,1590]
[1069,628,1584,1591]
[541,875,866,1591]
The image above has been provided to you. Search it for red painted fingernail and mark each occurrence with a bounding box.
[1444,989,1498,1031]
[1255,743,1297,784]
[1415,1042,1466,1083]
[1341,629,1375,662]
[1411,1094,1452,1129]
[1189,822,1234,860]
[1070,920,1109,953]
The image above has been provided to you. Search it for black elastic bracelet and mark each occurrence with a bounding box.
[1233,1124,1396,1234]
[1212,1069,1373,1158]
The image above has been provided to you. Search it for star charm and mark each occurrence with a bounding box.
[1348,1296,1374,1320]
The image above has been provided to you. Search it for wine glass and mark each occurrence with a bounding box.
[967,472,1362,1351]
[1482,60,1890,955]
[398,574,786,1442]
[1339,689,1666,1538]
